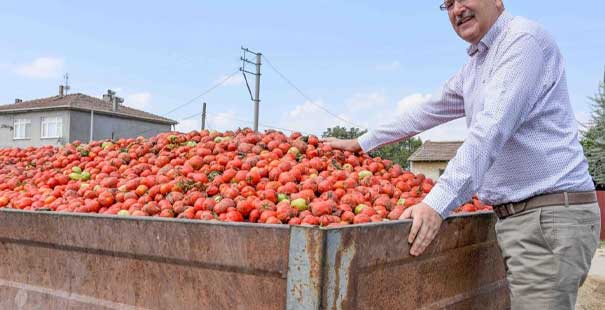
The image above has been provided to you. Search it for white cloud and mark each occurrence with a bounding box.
[176,118,200,133]
[575,111,592,130]
[396,93,434,114]
[346,92,387,111]
[209,111,242,131]
[215,74,245,87]
[375,61,400,71]
[396,93,468,141]
[14,57,64,79]
[279,100,352,135]
[418,118,468,142]
[125,92,152,110]
[270,91,462,140]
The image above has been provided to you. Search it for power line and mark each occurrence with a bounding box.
[130,112,202,137]
[116,69,241,138]
[163,69,241,116]
[261,54,366,129]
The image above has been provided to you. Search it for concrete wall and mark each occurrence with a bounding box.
[69,110,172,143]
[410,161,448,182]
[0,111,70,148]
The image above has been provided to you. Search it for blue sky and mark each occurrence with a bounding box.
[1,1,604,140]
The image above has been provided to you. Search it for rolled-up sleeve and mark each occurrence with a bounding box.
[357,69,466,152]
[423,34,546,218]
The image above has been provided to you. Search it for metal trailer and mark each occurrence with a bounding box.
[0,209,508,309]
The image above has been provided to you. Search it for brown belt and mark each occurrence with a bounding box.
[493,191,597,220]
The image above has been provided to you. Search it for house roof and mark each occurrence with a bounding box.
[408,141,464,162]
[0,93,177,125]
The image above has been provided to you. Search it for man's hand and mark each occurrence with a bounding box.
[320,137,362,153]
[399,202,443,256]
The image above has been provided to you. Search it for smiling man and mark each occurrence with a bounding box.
[323,0,601,309]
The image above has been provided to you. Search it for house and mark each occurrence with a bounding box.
[407,141,463,181]
[0,88,177,148]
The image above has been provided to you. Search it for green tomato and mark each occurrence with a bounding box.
[101,141,114,149]
[213,195,223,203]
[287,147,300,155]
[69,172,81,181]
[80,183,90,190]
[117,210,130,216]
[291,198,308,211]
[358,170,373,180]
[354,204,368,215]
[80,171,91,181]
[397,198,406,206]
[185,141,197,147]
[71,166,82,174]
[277,193,289,202]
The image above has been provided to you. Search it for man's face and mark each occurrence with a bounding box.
[447,0,504,45]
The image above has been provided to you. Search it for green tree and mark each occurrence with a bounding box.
[322,126,367,140]
[322,126,422,169]
[581,69,605,188]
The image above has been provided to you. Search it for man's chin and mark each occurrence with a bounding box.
[458,30,479,44]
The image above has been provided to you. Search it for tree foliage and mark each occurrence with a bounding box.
[321,126,422,169]
[322,126,367,140]
[581,69,605,188]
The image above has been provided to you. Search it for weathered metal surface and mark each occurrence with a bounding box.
[321,212,508,310]
[286,226,326,310]
[0,209,508,309]
[322,228,357,309]
[0,209,290,310]
[0,209,289,273]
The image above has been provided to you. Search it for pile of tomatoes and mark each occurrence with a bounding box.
[0,129,491,226]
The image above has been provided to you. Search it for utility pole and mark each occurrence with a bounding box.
[240,47,262,131]
[201,102,207,130]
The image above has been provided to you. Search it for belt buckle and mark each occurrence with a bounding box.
[506,203,516,217]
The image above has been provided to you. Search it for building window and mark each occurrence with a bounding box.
[41,116,63,138]
[13,119,31,139]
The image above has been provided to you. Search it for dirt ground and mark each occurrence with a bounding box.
[577,242,605,310]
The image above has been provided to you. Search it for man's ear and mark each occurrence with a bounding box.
[495,0,505,12]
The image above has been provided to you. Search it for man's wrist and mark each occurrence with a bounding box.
[356,134,373,153]
[351,139,362,153]
[422,184,459,219]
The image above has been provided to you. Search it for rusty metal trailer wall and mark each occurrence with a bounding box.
[0,210,508,309]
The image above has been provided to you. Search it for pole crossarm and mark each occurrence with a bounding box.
[241,46,262,132]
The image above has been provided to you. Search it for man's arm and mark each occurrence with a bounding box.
[322,70,466,152]
[423,33,546,218]
[357,72,466,152]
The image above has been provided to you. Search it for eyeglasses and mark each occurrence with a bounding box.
[439,0,469,11]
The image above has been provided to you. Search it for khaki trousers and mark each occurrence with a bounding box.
[495,202,601,310]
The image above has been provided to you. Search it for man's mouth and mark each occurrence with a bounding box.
[456,13,475,26]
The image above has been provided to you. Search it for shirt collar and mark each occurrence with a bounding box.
[467,11,513,56]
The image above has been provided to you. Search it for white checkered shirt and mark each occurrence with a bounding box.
[357,11,595,218]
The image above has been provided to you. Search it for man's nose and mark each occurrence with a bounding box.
[452,1,467,17]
